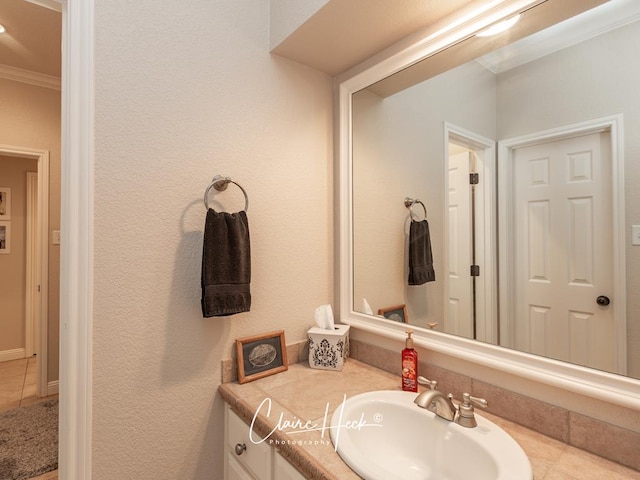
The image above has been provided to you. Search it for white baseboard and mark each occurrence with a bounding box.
[47,380,59,396]
[0,348,26,363]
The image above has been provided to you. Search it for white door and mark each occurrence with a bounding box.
[447,149,473,337]
[511,131,616,372]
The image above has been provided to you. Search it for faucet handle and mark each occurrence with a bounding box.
[463,393,488,409]
[455,393,488,428]
[417,376,438,390]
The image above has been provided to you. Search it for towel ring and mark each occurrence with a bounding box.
[404,197,427,221]
[204,175,249,212]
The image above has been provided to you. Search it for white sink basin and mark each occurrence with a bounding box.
[330,390,532,480]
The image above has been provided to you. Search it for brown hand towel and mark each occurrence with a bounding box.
[408,219,435,285]
[201,209,251,317]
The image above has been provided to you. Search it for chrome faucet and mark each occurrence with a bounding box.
[414,378,488,428]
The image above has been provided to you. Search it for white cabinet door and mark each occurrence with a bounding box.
[225,406,271,479]
[225,405,309,480]
[273,451,306,480]
[227,453,257,480]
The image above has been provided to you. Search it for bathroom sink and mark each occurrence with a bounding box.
[330,390,532,480]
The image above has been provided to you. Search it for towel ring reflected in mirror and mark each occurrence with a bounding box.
[404,197,427,222]
[204,174,249,212]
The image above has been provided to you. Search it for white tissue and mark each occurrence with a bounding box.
[314,304,335,330]
[362,298,373,315]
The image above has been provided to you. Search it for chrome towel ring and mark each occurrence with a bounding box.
[204,175,249,212]
[404,197,427,221]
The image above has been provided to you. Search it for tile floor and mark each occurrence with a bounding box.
[0,356,58,480]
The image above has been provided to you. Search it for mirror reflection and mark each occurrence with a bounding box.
[352,0,639,380]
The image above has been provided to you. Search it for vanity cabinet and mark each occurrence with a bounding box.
[224,405,306,480]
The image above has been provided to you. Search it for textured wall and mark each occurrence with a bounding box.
[270,0,329,50]
[93,1,332,479]
[0,78,61,381]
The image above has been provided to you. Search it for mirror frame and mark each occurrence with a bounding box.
[336,0,640,410]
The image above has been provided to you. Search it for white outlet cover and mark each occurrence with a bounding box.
[632,225,640,246]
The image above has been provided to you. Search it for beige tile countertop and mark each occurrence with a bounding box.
[218,359,640,480]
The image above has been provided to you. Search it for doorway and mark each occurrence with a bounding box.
[444,123,497,344]
[498,116,626,374]
[0,146,50,396]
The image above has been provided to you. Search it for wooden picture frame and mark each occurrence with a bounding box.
[378,304,408,323]
[236,330,288,384]
[0,187,10,220]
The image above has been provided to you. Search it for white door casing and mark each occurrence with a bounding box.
[499,116,626,375]
[26,171,38,358]
[59,0,94,478]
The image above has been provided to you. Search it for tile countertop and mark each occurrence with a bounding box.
[218,359,640,480]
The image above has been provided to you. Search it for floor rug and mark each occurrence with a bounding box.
[0,399,58,480]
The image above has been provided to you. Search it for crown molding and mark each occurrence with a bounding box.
[0,64,61,90]
[24,0,62,13]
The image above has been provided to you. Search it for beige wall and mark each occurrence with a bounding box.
[93,1,332,479]
[0,156,37,352]
[0,78,61,381]
[270,0,329,49]
[352,60,496,329]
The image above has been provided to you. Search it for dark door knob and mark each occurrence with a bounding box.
[596,296,610,306]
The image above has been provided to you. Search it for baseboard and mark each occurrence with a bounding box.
[47,380,59,396]
[0,348,26,363]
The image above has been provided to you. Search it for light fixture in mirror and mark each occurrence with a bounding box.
[476,14,521,37]
[338,0,640,409]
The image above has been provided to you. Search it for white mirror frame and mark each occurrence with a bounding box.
[336,0,640,410]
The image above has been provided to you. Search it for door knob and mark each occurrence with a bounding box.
[596,296,610,306]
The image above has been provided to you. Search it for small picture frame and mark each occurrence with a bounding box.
[236,330,288,384]
[378,304,408,323]
[0,187,10,220]
[0,222,10,254]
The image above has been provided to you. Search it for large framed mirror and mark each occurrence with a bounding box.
[337,0,640,409]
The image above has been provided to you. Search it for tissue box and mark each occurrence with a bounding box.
[308,324,350,371]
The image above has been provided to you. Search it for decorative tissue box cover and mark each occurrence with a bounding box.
[308,324,350,371]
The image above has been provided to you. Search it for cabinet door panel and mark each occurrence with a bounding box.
[225,406,271,479]
[227,453,256,480]
[273,451,306,480]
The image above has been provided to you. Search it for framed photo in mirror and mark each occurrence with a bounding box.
[0,222,10,254]
[236,330,287,384]
[0,187,10,220]
[378,305,407,323]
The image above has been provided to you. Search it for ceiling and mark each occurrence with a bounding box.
[0,0,61,79]
[3,0,475,82]
[271,0,480,76]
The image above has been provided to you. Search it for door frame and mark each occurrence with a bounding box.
[497,115,627,374]
[26,171,38,358]
[444,123,497,343]
[0,145,50,394]
[58,0,94,478]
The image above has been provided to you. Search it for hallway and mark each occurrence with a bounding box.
[0,356,58,480]
[0,356,41,413]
